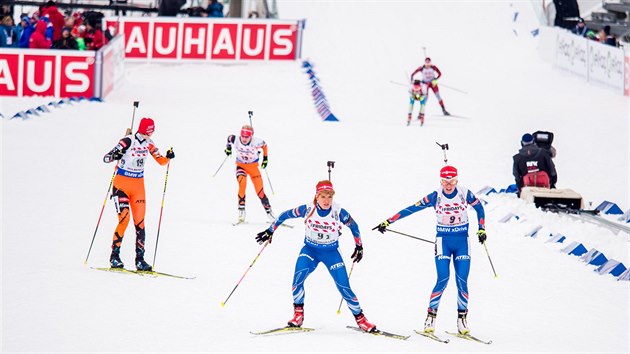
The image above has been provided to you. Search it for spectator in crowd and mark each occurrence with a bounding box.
[75,24,86,50]
[599,25,617,47]
[207,0,224,17]
[29,18,52,49]
[571,17,588,37]
[40,15,54,42]
[512,133,557,197]
[41,1,64,41]
[0,16,18,47]
[53,27,78,49]
[84,21,104,50]
[18,15,34,48]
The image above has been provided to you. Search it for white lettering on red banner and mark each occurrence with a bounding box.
[108,17,302,61]
[0,50,95,98]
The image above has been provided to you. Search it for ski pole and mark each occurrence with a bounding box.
[264,169,275,195]
[327,161,335,181]
[248,110,253,127]
[384,228,434,244]
[483,242,498,278]
[152,157,171,269]
[336,261,356,314]
[84,166,117,264]
[221,241,269,307]
[439,83,468,95]
[436,142,449,165]
[212,155,229,178]
[130,101,139,130]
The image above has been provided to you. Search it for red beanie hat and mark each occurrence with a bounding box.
[138,117,155,135]
[440,165,458,180]
[316,180,334,193]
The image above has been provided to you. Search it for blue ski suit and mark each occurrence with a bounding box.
[267,202,365,315]
[385,186,485,312]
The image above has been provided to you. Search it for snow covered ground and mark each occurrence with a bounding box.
[2,1,628,353]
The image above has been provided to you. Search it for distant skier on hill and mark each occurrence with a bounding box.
[254,180,378,333]
[224,125,274,224]
[410,57,450,116]
[102,118,175,271]
[374,165,486,335]
[407,79,427,126]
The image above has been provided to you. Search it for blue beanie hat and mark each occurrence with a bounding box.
[521,133,534,146]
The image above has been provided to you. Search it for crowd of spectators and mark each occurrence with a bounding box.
[186,0,225,18]
[570,17,618,47]
[0,0,109,50]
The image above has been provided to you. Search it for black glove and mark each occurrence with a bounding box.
[103,149,123,163]
[166,148,175,159]
[225,146,232,156]
[351,244,364,263]
[256,228,274,244]
[372,220,390,234]
[261,156,268,169]
[477,229,487,244]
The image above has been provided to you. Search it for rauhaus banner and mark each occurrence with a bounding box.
[0,36,125,99]
[105,17,305,62]
[0,50,96,98]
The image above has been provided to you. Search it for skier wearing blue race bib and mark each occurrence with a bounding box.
[374,166,486,335]
[255,180,377,333]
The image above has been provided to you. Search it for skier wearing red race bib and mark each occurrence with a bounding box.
[374,166,486,335]
[103,118,175,271]
[255,180,378,333]
[224,125,274,223]
[410,57,450,116]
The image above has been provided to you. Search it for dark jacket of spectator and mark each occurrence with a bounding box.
[207,0,224,17]
[29,20,52,49]
[41,4,64,41]
[571,18,588,37]
[512,134,557,195]
[53,28,78,49]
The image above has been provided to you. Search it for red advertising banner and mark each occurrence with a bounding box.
[0,50,95,98]
[105,17,303,61]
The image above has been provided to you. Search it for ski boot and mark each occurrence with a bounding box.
[266,209,276,223]
[442,107,450,116]
[110,252,124,269]
[457,310,469,334]
[238,207,246,223]
[423,308,437,333]
[418,113,425,126]
[406,113,412,126]
[135,257,153,272]
[287,303,304,327]
[354,311,377,332]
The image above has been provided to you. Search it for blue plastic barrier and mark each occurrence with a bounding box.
[525,225,542,237]
[302,61,339,122]
[580,248,608,266]
[7,96,98,120]
[546,233,566,243]
[561,241,588,256]
[594,201,623,215]
[477,186,497,196]
[596,260,627,277]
